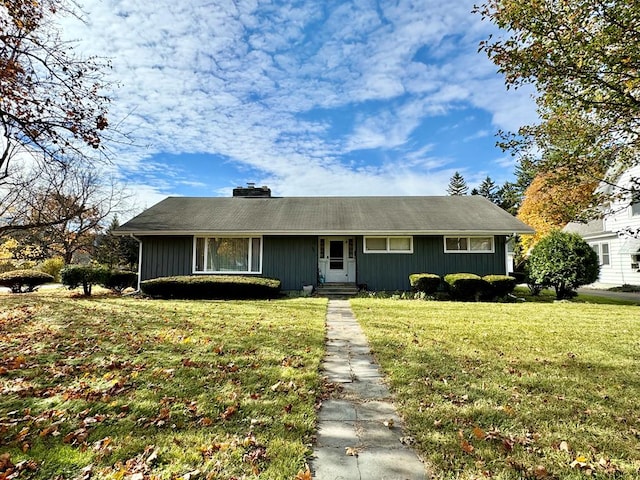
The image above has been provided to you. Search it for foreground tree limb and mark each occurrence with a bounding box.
[476,0,640,216]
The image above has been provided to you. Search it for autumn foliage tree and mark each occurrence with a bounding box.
[1,0,112,234]
[476,0,640,208]
[20,168,126,263]
[517,172,599,252]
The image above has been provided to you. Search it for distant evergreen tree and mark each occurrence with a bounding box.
[477,176,499,203]
[94,216,138,269]
[447,171,468,196]
[470,188,480,195]
[496,181,521,215]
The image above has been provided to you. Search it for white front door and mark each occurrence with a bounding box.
[319,237,356,283]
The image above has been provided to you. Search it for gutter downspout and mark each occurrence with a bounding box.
[130,234,143,292]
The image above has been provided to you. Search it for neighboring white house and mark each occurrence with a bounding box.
[565,164,640,286]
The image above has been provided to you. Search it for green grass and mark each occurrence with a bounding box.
[351,299,640,480]
[0,292,327,479]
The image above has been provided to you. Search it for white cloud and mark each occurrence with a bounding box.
[55,0,538,201]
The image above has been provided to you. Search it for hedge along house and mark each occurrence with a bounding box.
[117,185,534,292]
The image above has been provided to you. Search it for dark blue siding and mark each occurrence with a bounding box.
[262,236,317,290]
[140,236,193,280]
[356,236,507,291]
[139,234,507,291]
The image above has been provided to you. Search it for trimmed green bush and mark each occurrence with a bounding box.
[409,273,441,294]
[0,269,54,293]
[444,273,490,301]
[103,270,138,293]
[61,264,109,296]
[528,230,599,300]
[483,274,517,299]
[140,275,281,299]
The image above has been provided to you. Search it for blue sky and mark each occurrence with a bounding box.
[60,0,538,213]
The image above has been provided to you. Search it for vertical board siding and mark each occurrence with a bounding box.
[357,235,507,291]
[140,234,507,291]
[141,236,193,280]
[262,236,317,291]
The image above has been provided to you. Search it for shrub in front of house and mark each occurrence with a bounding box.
[527,230,599,300]
[482,275,517,299]
[0,269,55,293]
[444,273,490,301]
[103,270,138,293]
[61,264,110,296]
[140,275,282,299]
[409,273,441,294]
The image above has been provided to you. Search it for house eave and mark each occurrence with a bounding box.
[115,229,534,237]
[577,231,618,241]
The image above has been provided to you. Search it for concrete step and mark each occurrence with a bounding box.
[316,283,360,297]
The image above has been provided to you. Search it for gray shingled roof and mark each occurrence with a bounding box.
[117,196,534,235]
[563,219,609,237]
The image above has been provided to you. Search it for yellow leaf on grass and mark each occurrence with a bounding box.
[294,468,312,480]
[472,426,485,439]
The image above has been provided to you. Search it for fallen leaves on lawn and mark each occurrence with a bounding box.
[281,355,304,368]
[0,452,38,477]
[220,404,238,421]
[459,427,541,456]
[570,455,622,475]
[103,445,159,479]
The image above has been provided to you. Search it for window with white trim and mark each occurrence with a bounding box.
[194,237,262,273]
[590,242,610,266]
[444,236,494,253]
[363,236,413,253]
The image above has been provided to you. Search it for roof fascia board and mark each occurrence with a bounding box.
[115,229,533,236]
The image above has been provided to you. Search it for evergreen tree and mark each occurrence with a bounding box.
[496,181,521,216]
[447,171,468,196]
[94,216,138,269]
[477,176,499,204]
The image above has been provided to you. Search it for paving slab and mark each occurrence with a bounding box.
[357,449,427,480]
[311,299,428,479]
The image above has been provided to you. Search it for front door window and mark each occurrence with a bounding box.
[329,240,344,270]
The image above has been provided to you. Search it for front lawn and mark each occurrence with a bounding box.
[351,299,640,479]
[0,293,327,479]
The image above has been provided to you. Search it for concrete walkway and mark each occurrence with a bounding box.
[577,287,640,303]
[311,299,427,480]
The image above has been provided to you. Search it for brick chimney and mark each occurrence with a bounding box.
[232,183,271,197]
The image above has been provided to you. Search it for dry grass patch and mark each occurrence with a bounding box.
[351,299,640,480]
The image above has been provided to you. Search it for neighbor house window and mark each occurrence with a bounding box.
[632,202,640,216]
[363,236,413,253]
[444,236,494,253]
[591,242,610,266]
[194,237,262,273]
